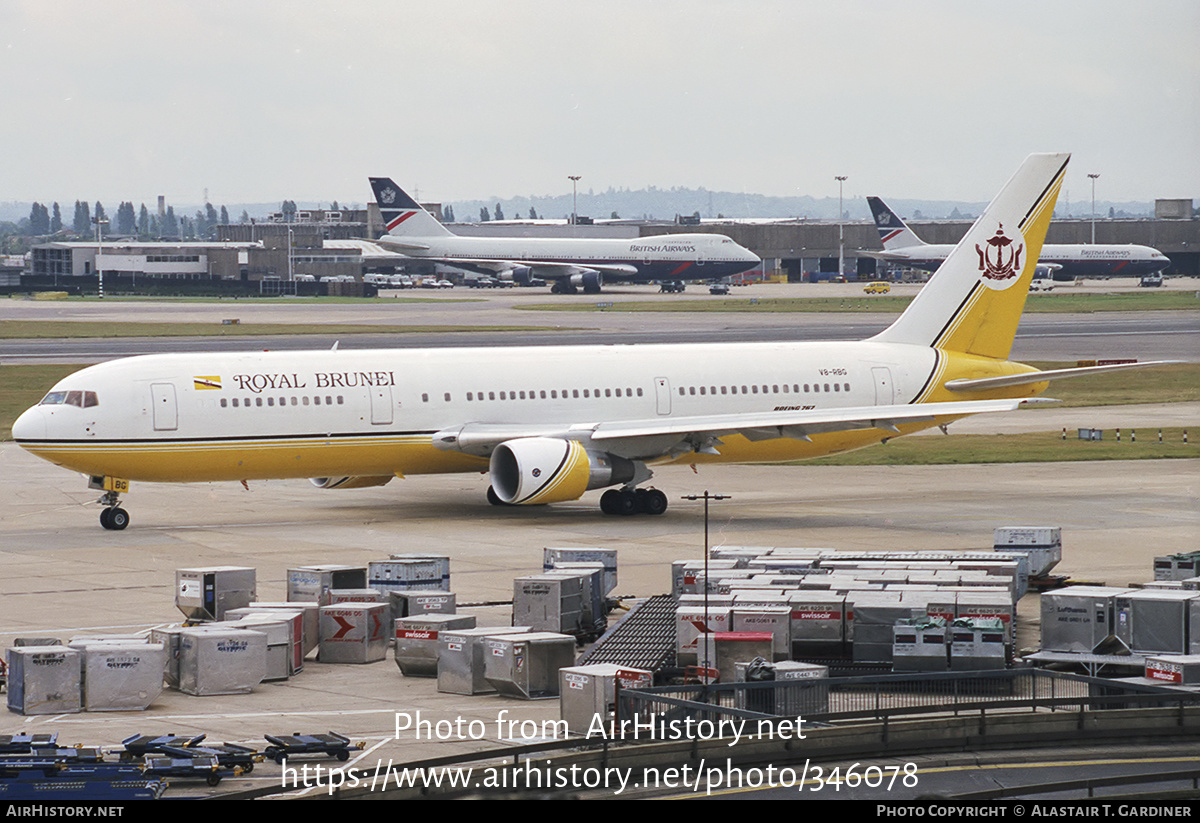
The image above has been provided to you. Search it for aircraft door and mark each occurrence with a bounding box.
[654,377,671,415]
[150,383,178,431]
[370,386,393,425]
[872,367,894,405]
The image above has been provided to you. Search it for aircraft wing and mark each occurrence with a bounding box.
[944,360,1182,393]
[374,251,638,280]
[433,398,1027,459]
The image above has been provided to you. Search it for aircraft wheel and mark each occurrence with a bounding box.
[640,489,668,516]
[599,489,622,515]
[108,508,130,530]
[99,508,112,530]
[614,490,639,516]
[486,486,507,506]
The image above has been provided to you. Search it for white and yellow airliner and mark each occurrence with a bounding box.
[13,154,1170,530]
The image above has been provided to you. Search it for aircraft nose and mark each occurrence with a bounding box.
[11,406,45,442]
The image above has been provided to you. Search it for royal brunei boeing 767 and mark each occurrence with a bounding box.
[13,154,1173,530]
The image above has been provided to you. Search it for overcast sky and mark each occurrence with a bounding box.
[3,0,1196,209]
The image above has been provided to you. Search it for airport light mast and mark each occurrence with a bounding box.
[835,175,847,279]
[682,490,730,681]
[1088,173,1100,244]
[568,175,581,233]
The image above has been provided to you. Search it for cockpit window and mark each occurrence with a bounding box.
[39,390,98,407]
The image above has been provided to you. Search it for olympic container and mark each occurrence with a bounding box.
[559,664,652,736]
[393,614,477,677]
[483,632,576,699]
[675,605,731,666]
[6,646,82,715]
[175,627,267,696]
[175,567,256,621]
[437,627,532,695]
[69,642,166,711]
[318,603,390,664]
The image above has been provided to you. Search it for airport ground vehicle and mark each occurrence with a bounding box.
[863,281,891,294]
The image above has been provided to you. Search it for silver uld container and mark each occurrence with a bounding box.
[176,627,267,695]
[733,660,829,715]
[483,632,576,699]
[1144,654,1200,686]
[226,616,294,681]
[513,573,584,635]
[6,646,82,715]
[437,627,532,695]
[370,557,450,593]
[226,607,307,675]
[1039,586,1131,653]
[318,602,390,664]
[288,565,367,606]
[71,642,166,711]
[394,614,477,677]
[545,548,618,596]
[949,619,1008,671]
[329,588,385,604]
[993,526,1062,577]
[176,566,256,621]
[389,590,457,624]
[559,664,651,735]
[892,620,949,672]
[242,601,320,659]
[1115,589,1200,654]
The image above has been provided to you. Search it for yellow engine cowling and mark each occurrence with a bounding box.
[309,475,394,490]
[489,437,633,505]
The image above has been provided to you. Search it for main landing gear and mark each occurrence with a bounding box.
[600,487,668,516]
[97,489,129,531]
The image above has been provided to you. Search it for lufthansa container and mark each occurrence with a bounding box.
[1039,586,1132,654]
[176,567,256,621]
[6,646,82,715]
[175,627,267,696]
[559,664,652,736]
[544,548,618,596]
[437,627,532,695]
[288,565,367,606]
[318,603,390,664]
[483,632,576,699]
[393,614,477,677]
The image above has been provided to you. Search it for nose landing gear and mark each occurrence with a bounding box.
[95,487,130,531]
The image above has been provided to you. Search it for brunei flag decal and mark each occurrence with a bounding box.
[193,375,222,391]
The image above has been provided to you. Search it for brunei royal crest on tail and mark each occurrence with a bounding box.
[976,223,1025,290]
[380,187,397,205]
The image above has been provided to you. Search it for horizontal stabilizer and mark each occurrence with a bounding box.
[944,360,1183,393]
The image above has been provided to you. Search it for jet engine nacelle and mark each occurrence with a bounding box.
[503,266,533,286]
[489,437,634,505]
[569,271,603,293]
[310,475,394,489]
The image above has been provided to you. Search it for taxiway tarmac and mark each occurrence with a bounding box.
[1,437,1197,796]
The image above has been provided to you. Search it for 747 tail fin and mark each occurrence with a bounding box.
[867,196,926,250]
[871,153,1069,361]
[368,177,452,239]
